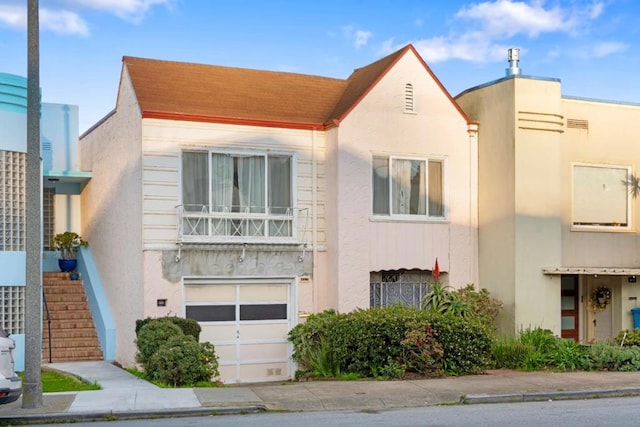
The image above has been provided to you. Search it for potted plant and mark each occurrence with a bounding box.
[51,232,88,272]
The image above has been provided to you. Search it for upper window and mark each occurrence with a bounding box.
[404,83,415,113]
[181,151,293,240]
[572,163,631,230]
[372,155,445,219]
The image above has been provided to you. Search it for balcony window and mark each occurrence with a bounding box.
[181,151,293,241]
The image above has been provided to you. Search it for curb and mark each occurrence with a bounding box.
[461,387,640,404]
[0,404,266,424]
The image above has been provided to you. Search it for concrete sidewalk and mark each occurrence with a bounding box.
[2,362,640,423]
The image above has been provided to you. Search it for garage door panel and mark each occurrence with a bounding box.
[239,284,288,301]
[218,365,237,382]
[185,285,235,302]
[239,343,288,360]
[211,344,236,361]
[200,324,236,342]
[240,362,289,382]
[239,323,289,340]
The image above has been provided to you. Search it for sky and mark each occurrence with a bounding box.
[1,0,639,133]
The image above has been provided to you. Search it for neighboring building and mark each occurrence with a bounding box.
[456,49,640,342]
[80,45,479,383]
[0,72,89,371]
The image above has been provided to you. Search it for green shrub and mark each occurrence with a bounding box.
[491,337,532,369]
[135,320,183,371]
[288,307,491,379]
[455,285,503,330]
[147,335,219,386]
[615,329,640,347]
[547,340,591,371]
[590,342,640,371]
[400,321,443,375]
[136,316,201,340]
[427,313,492,375]
[519,327,557,353]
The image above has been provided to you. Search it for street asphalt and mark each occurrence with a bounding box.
[2,361,640,423]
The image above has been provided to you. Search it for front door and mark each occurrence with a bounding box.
[585,276,614,343]
[561,275,579,341]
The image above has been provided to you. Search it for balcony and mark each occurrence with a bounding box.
[177,204,307,245]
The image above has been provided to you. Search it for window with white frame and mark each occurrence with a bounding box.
[372,155,445,218]
[572,163,631,229]
[181,151,293,239]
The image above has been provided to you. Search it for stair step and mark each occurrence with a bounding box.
[42,328,98,339]
[43,349,103,362]
[43,294,88,304]
[43,338,101,349]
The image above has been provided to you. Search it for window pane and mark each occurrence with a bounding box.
[372,157,389,215]
[268,156,291,215]
[573,165,628,226]
[235,156,265,214]
[561,316,575,330]
[186,305,235,322]
[561,296,576,310]
[183,151,209,211]
[428,160,443,217]
[211,153,233,213]
[392,159,426,215]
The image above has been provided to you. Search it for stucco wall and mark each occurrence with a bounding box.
[560,98,640,267]
[332,50,477,312]
[457,78,518,334]
[80,66,144,367]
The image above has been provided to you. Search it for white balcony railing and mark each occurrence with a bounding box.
[177,204,305,244]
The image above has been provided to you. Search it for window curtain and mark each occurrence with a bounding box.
[211,153,233,212]
[393,159,425,215]
[237,156,265,214]
[372,157,390,215]
[268,156,291,215]
[182,152,209,212]
[428,160,444,217]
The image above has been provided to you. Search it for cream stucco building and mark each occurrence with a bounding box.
[456,50,640,342]
[80,45,478,383]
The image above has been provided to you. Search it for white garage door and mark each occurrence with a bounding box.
[184,278,294,384]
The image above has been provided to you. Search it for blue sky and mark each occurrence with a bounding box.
[1,0,639,132]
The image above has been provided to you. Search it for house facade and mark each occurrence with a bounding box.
[0,72,88,371]
[456,50,640,342]
[80,45,478,383]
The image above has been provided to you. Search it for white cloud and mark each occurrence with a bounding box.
[382,0,623,64]
[67,0,174,23]
[589,41,628,58]
[354,30,373,49]
[41,9,89,36]
[455,0,573,38]
[0,5,89,36]
[0,5,26,29]
[343,25,373,49]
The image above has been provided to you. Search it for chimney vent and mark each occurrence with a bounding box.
[506,48,521,77]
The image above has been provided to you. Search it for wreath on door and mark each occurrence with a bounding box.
[590,286,611,312]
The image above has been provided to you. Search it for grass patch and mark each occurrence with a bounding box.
[18,368,100,392]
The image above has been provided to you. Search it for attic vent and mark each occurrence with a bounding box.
[567,118,589,130]
[404,83,415,113]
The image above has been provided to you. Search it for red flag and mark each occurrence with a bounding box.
[433,258,440,281]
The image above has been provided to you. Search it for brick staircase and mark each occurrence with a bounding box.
[42,272,104,362]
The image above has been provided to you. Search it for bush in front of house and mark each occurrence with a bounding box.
[289,306,492,379]
[146,335,219,387]
[135,316,202,340]
[136,319,183,371]
[135,318,218,386]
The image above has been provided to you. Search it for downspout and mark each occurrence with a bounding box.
[311,129,318,313]
[468,123,479,283]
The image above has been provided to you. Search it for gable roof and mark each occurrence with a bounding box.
[122,44,469,130]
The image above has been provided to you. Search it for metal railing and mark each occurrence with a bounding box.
[177,204,304,243]
[42,288,52,363]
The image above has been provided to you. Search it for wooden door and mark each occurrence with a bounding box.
[561,275,579,341]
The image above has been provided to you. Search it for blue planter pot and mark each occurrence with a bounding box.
[58,259,77,272]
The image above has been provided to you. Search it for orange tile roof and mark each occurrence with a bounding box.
[122,44,466,130]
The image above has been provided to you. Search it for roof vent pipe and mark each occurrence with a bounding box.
[506,48,521,76]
